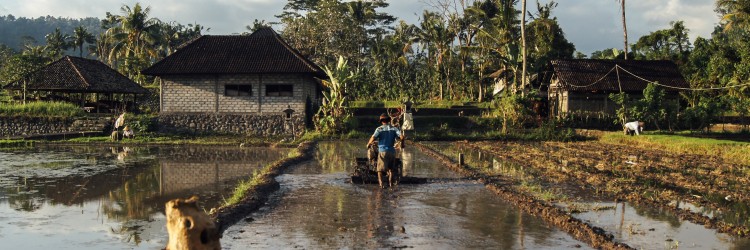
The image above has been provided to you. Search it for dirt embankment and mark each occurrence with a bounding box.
[413,142,633,250]
[210,141,317,233]
[466,140,750,237]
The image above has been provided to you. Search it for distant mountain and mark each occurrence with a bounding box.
[0,15,102,51]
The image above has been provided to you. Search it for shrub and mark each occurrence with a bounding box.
[128,113,158,133]
[0,101,83,117]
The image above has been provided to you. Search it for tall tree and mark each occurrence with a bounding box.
[716,0,750,31]
[520,0,528,93]
[104,3,162,63]
[616,0,629,59]
[245,19,272,33]
[526,1,575,72]
[44,28,69,58]
[631,21,691,63]
[71,26,95,57]
[104,3,162,82]
[417,10,455,100]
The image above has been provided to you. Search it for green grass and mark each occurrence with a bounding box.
[600,132,750,165]
[349,100,492,108]
[0,139,35,148]
[60,134,292,146]
[223,148,302,206]
[223,169,267,205]
[0,101,84,117]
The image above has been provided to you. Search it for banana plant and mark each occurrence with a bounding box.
[314,56,355,134]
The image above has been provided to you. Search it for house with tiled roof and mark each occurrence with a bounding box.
[3,56,149,113]
[142,28,325,136]
[548,59,689,117]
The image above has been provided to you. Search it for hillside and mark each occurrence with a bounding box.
[0,15,101,51]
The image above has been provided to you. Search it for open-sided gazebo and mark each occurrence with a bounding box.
[3,56,150,113]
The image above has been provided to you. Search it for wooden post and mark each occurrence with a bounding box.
[458,153,464,166]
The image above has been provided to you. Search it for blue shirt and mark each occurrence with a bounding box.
[372,124,401,153]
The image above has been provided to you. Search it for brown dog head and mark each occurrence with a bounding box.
[165,196,221,250]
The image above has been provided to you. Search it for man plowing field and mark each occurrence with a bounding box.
[367,113,405,189]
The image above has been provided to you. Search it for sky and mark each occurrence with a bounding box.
[0,0,721,55]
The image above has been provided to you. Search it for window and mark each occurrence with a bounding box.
[225,84,252,97]
[266,84,293,97]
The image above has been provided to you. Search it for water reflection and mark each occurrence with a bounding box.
[224,141,588,249]
[425,141,750,249]
[0,145,290,249]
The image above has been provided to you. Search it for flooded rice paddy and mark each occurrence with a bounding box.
[426,141,750,249]
[3,140,750,249]
[0,145,289,249]
[224,141,588,249]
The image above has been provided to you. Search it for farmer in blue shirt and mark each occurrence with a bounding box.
[367,113,404,188]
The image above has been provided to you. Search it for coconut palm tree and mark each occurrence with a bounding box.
[417,11,455,100]
[45,28,70,58]
[616,0,628,59]
[105,3,162,65]
[93,33,115,66]
[71,26,96,57]
[716,0,750,31]
[521,0,527,92]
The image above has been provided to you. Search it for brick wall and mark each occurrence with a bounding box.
[160,73,319,115]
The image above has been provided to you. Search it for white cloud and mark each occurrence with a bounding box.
[0,0,722,54]
[555,0,717,54]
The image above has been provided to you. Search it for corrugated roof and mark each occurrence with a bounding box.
[141,28,326,77]
[3,56,150,94]
[550,59,689,92]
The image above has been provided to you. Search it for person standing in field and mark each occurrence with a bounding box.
[367,113,404,189]
[624,121,645,136]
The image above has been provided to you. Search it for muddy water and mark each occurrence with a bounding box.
[0,145,289,249]
[224,141,589,249]
[429,142,750,249]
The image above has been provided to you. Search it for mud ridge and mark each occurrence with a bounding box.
[210,141,317,233]
[467,141,750,237]
[413,142,633,250]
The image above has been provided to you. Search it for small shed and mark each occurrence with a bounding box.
[548,59,689,117]
[3,56,150,113]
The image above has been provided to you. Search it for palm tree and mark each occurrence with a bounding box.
[105,3,162,65]
[104,3,162,83]
[616,0,628,59]
[417,11,454,100]
[521,0,527,93]
[45,28,70,58]
[716,0,750,31]
[71,26,96,57]
[93,33,115,66]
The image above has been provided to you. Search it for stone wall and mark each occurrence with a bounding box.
[160,73,317,114]
[158,113,304,137]
[0,116,110,138]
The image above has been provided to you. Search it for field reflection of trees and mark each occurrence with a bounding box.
[100,167,161,244]
[280,142,558,248]
[316,141,364,173]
